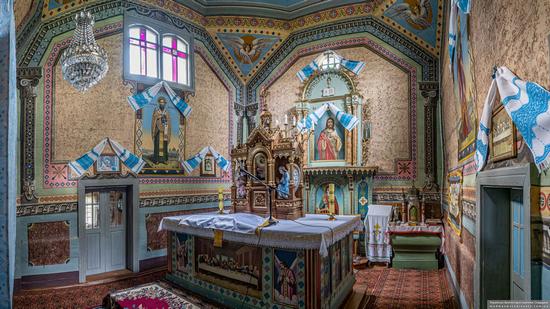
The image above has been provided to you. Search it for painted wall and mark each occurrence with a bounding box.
[440,0,550,306]
[15,12,238,282]
[13,0,443,286]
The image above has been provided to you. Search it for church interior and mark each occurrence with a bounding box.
[1,0,550,308]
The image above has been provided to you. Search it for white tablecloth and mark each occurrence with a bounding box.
[364,205,393,263]
[160,213,362,257]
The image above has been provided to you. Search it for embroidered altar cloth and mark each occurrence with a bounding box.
[160,213,362,257]
[364,205,393,263]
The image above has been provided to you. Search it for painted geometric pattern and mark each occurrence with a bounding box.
[381,0,443,53]
[216,33,279,79]
[41,0,89,20]
[27,221,70,266]
[169,235,306,308]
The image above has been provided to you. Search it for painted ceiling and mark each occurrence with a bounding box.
[177,0,368,20]
[20,0,443,82]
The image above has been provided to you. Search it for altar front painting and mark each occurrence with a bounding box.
[194,237,262,296]
[273,249,299,307]
[138,94,185,175]
[313,112,345,161]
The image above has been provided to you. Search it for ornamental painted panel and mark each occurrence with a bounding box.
[216,33,279,78]
[383,0,439,47]
[27,221,70,266]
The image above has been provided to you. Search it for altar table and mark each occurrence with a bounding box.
[160,213,362,309]
[388,224,444,270]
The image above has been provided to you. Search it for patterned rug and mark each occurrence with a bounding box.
[110,281,207,309]
[13,270,167,309]
[354,267,459,309]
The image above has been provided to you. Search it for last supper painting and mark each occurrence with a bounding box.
[5,0,550,308]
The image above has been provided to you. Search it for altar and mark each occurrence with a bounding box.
[160,213,361,309]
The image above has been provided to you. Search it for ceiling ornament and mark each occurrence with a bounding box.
[60,10,109,92]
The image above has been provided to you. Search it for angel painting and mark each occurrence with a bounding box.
[223,35,276,65]
[386,0,433,30]
[274,249,299,306]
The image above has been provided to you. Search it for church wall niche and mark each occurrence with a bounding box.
[264,46,410,175]
[440,0,550,306]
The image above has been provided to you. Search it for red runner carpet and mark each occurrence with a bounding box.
[354,267,459,309]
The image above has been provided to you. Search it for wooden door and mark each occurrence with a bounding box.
[84,190,126,276]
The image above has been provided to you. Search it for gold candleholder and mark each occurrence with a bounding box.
[218,188,225,214]
[327,183,336,220]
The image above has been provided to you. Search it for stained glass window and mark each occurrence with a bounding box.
[162,35,189,86]
[128,26,158,78]
[124,16,194,91]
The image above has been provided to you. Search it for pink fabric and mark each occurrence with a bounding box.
[117,297,170,309]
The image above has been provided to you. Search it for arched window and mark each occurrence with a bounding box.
[124,14,195,92]
[128,26,158,78]
[317,50,341,71]
[162,35,189,86]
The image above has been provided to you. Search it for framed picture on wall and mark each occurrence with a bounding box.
[96,155,120,173]
[490,105,516,162]
[200,154,216,177]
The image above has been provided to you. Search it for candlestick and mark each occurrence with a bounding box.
[284,114,288,125]
[218,188,224,214]
[292,115,297,127]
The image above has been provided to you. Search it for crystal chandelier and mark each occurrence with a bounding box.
[61,10,108,92]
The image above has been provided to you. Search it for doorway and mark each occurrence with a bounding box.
[84,190,127,276]
[78,178,139,283]
[476,165,531,308]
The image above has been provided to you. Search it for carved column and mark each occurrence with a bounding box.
[17,67,42,202]
[419,81,439,188]
[234,102,245,144]
[245,102,258,136]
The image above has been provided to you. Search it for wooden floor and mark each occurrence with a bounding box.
[13,265,458,309]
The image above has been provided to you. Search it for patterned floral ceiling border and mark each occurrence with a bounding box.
[42,0,90,19]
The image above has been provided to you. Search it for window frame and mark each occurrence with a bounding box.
[123,14,195,92]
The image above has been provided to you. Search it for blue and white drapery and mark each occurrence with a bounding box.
[296,55,365,82]
[208,146,230,172]
[69,138,108,177]
[126,81,192,118]
[341,59,365,75]
[475,66,550,173]
[110,139,146,174]
[182,146,231,174]
[69,138,146,177]
[296,102,359,133]
[297,60,319,82]
[448,0,470,69]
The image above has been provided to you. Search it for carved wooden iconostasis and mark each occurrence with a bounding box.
[296,51,377,217]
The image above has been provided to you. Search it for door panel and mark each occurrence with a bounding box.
[85,190,126,276]
[511,189,526,299]
[107,191,126,272]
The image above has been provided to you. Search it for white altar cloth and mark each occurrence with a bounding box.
[160,213,362,257]
[364,205,393,263]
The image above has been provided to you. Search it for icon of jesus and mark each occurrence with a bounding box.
[316,117,342,160]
